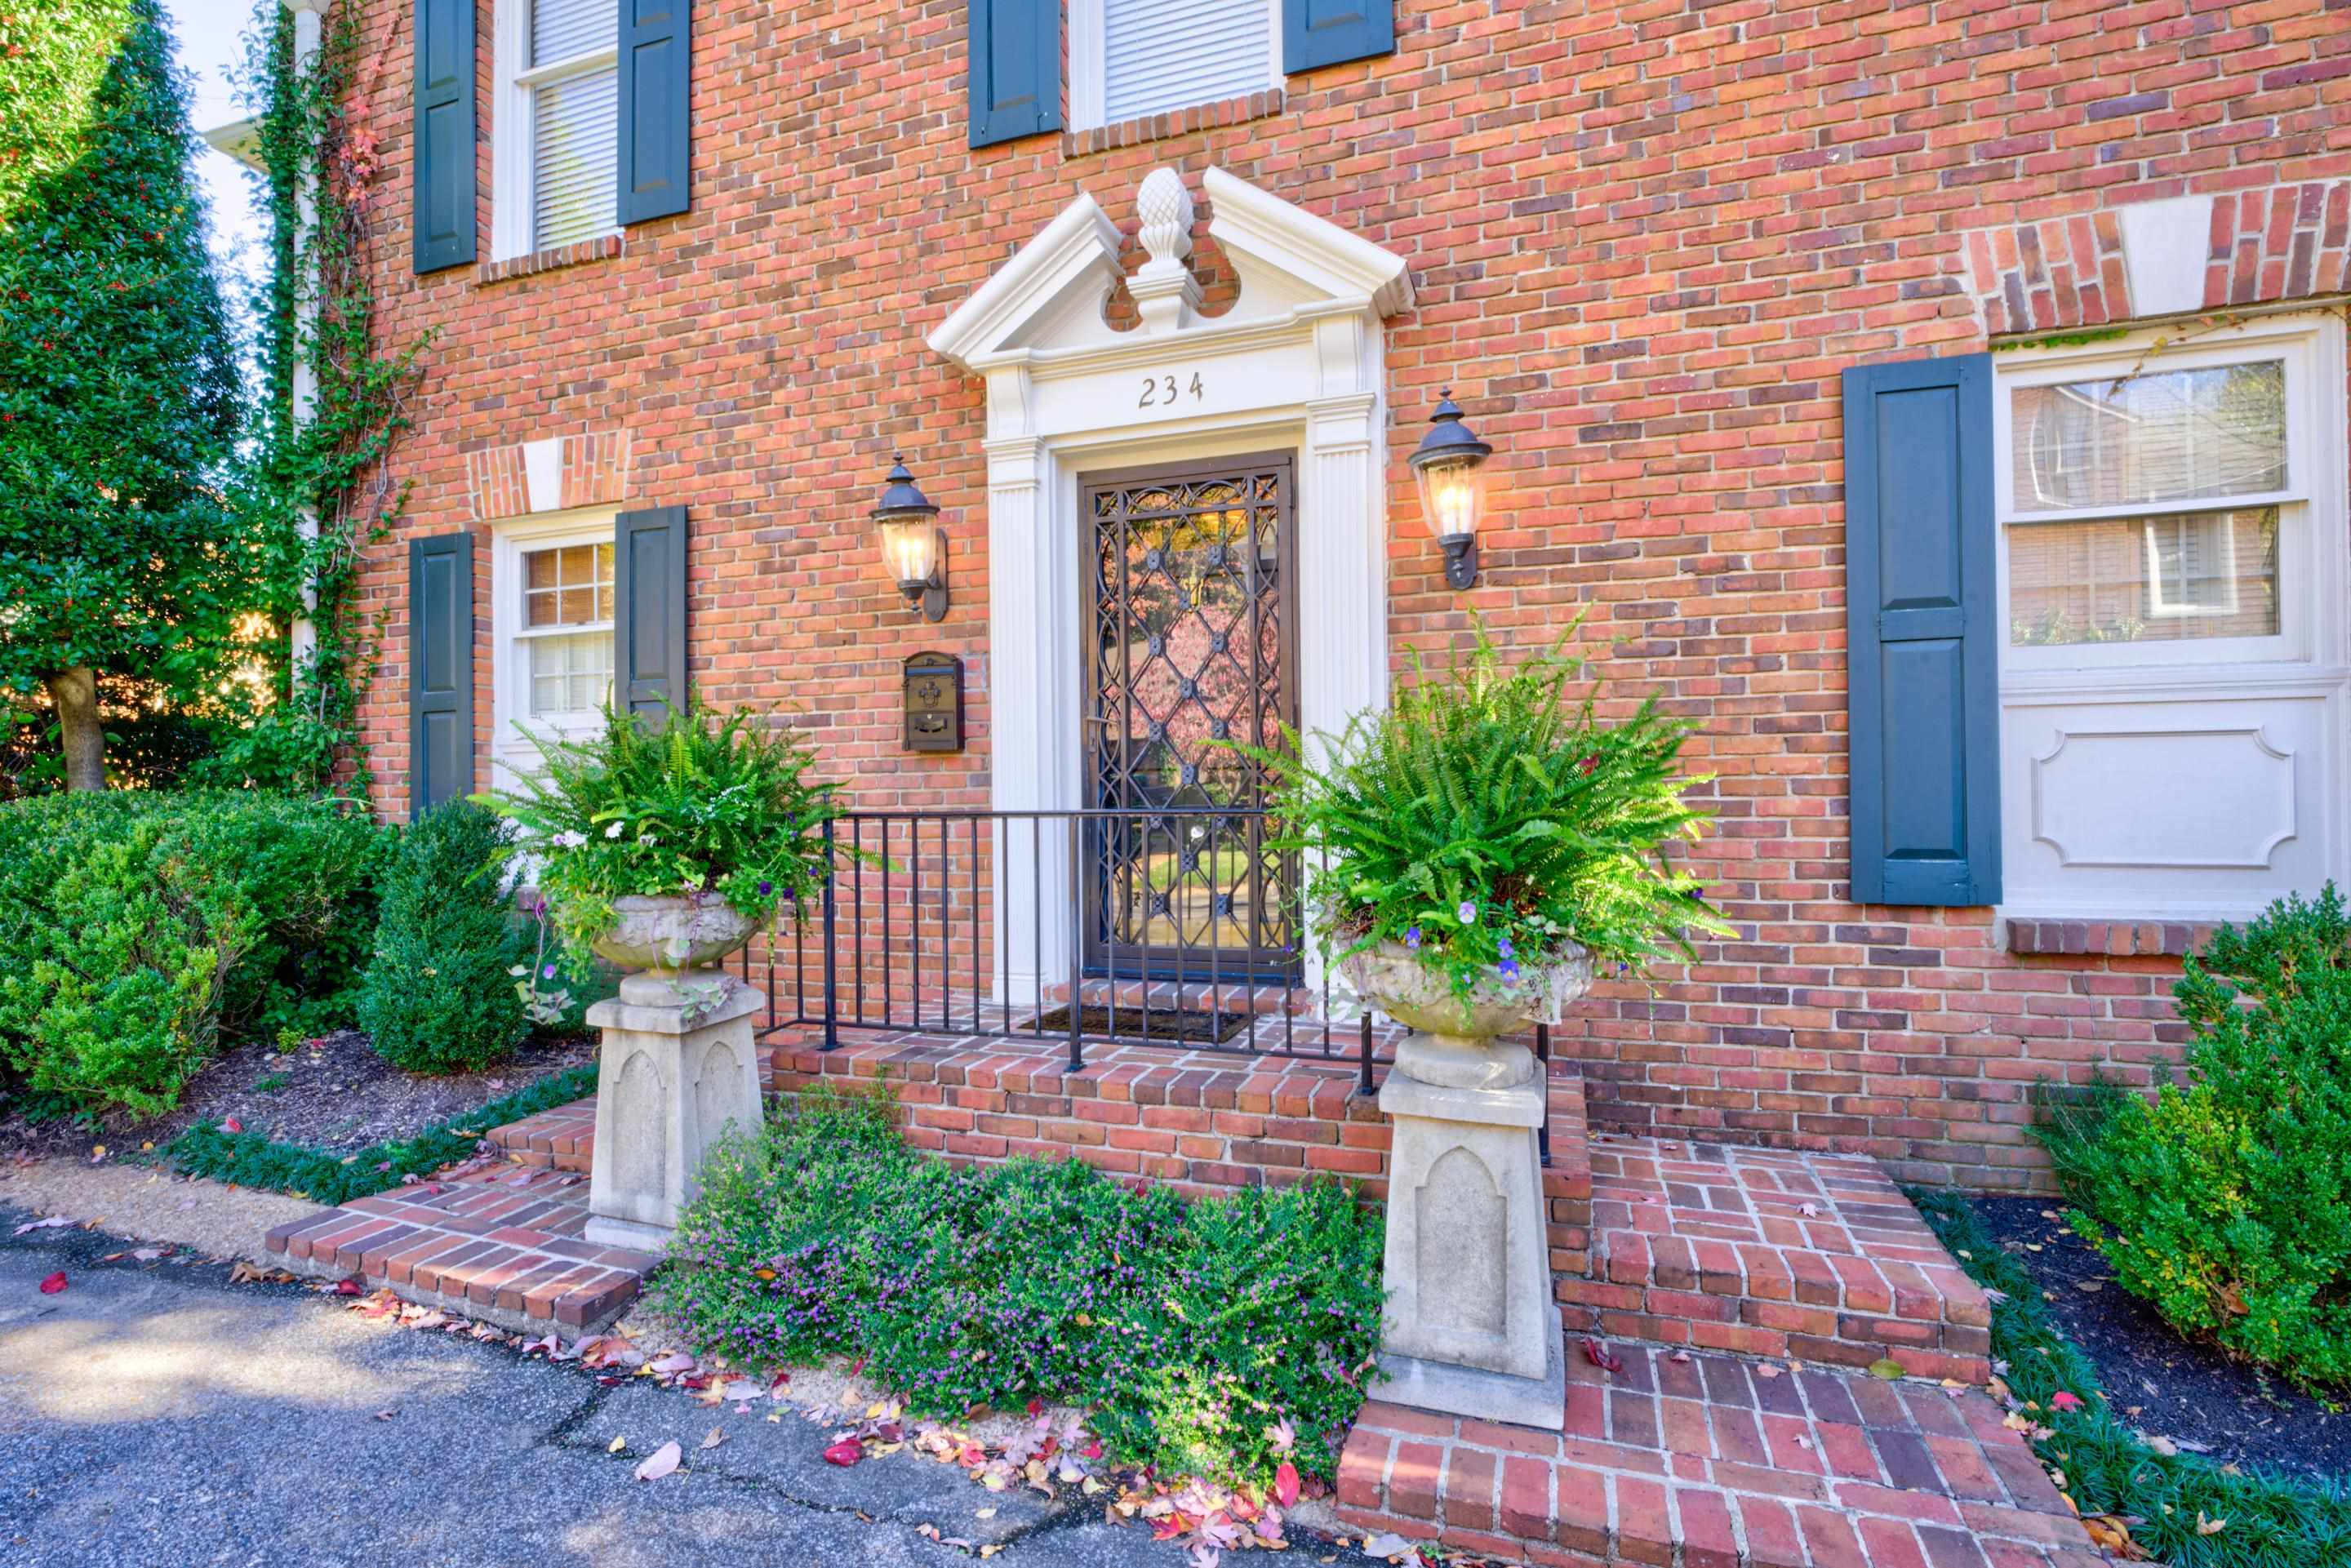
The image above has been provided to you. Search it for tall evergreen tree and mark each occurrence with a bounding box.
[0,0,244,790]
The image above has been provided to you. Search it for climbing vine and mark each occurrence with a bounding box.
[207,0,425,795]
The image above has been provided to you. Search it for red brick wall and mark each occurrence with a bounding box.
[336,0,2351,1193]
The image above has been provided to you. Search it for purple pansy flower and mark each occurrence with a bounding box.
[1497,936,1514,960]
[1457,900,1478,925]
[758,879,773,897]
[1498,958,1521,984]
[1402,926,1422,951]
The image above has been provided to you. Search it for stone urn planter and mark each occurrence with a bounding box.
[1341,938,1592,1430]
[582,894,767,1250]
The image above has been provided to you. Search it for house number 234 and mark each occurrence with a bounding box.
[1138,372,1205,408]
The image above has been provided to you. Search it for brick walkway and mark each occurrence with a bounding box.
[261,1159,650,1335]
[1337,1343,2102,1567]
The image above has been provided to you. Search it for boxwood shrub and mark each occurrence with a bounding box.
[0,790,385,1117]
[2036,884,2351,1387]
[652,1088,1384,1486]
[357,800,530,1074]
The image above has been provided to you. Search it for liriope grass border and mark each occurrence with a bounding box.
[158,1061,598,1207]
[1910,1188,2351,1568]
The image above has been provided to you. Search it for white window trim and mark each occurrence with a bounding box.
[1992,312,2351,923]
[1068,0,1285,133]
[1993,315,2344,686]
[491,507,618,785]
[491,0,621,264]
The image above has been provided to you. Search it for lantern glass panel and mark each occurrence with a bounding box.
[1415,454,1487,542]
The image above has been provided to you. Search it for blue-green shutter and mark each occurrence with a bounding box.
[1843,354,2000,907]
[1282,0,1393,73]
[968,0,1061,148]
[408,533,475,818]
[617,0,691,224]
[616,505,688,722]
[412,0,476,273]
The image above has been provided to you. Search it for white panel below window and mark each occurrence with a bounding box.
[1103,0,1271,125]
[2000,691,2340,920]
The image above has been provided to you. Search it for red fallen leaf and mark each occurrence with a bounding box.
[822,1439,865,1468]
[1026,1397,1044,1416]
[2050,1391,2086,1411]
[220,1117,242,1134]
[1582,1336,1624,1374]
[38,1271,66,1295]
[960,1445,987,1468]
[1273,1461,1300,1509]
[1083,1440,1104,1459]
[332,1279,362,1295]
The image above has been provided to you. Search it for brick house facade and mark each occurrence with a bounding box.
[323,0,2351,1194]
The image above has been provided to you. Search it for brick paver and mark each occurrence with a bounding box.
[1336,1342,2101,1567]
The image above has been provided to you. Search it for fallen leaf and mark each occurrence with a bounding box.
[1580,1336,1624,1374]
[2196,1511,2228,1535]
[701,1425,727,1450]
[1757,1365,1783,1379]
[373,1409,398,1420]
[1868,1359,1907,1380]
[220,1117,242,1134]
[12,1217,71,1236]
[1274,1461,1300,1509]
[2050,1392,2086,1412]
[976,1507,998,1520]
[1360,1532,1413,1560]
[2074,1280,2103,1294]
[634,1441,682,1481]
[824,1439,865,1468]
[608,1435,629,1455]
[37,1271,66,1295]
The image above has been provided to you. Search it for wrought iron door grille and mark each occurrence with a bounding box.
[1085,456,1299,977]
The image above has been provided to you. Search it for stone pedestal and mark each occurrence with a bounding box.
[584,971,765,1251]
[1375,1039,1565,1430]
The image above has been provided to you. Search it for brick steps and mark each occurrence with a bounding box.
[487,1096,598,1174]
[1563,1139,1993,1384]
[1336,1342,2101,1568]
[262,1162,651,1335]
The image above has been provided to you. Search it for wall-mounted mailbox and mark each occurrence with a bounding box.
[903,652,964,753]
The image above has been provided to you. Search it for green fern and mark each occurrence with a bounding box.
[1225,624,1727,997]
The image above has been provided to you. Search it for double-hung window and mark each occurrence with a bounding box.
[1993,314,2349,921]
[1070,0,1282,131]
[492,518,617,781]
[493,0,620,259]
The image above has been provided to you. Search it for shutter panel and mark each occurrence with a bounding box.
[412,0,477,273]
[408,533,476,819]
[1281,0,1392,74]
[616,0,691,224]
[1104,0,1270,125]
[616,505,688,722]
[969,0,1061,149]
[1843,353,2001,906]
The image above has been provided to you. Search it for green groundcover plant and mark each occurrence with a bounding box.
[160,1061,598,1206]
[0,790,384,1116]
[652,1088,1384,1487]
[2034,886,2351,1388]
[478,696,843,976]
[1913,1189,2351,1568]
[1228,625,1727,1003]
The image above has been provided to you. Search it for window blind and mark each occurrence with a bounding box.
[1103,0,1269,126]
[532,0,618,250]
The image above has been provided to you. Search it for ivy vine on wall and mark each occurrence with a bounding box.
[214,0,428,797]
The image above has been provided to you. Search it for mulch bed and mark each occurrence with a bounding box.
[0,1028,598,1162]
[1971,1195,2351,1481]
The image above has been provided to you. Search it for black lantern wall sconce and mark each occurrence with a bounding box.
[1406,390,1493,591]
[873,456,948,622]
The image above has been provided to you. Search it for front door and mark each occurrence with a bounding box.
[1082,455,1300,979]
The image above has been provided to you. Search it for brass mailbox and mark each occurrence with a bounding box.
[902,652,963,753]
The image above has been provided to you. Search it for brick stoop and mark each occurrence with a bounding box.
[1336,1343,2103,1568]
[488,1096,598,1173]
[1567,1139,1994,1384]
[262,1163,651,1335]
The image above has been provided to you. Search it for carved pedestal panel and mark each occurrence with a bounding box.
[1375,1045,1564,1430]
[584,972,765,1250]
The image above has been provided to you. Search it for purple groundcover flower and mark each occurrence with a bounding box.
[758,879,773,897]
[1498,958,1521,984]
[1497,935,1514,960]
[1402,926,1422,950]
[1457,899,1478,925]
[542,963,558,979]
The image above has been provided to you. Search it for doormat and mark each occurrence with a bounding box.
[1028,1003,1258,1046]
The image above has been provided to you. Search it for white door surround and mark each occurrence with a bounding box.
[927,166,1413,997]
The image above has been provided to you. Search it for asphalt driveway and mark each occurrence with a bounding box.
[0,1210,1383,1568]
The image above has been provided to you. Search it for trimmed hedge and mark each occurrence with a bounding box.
[652,1088,1384,1488]
[159,1061,598,1206]
[0,790,385,1116]
[2035,886,2351,1388]
[1913,1189,2351,1568]
[358,801,530,1073]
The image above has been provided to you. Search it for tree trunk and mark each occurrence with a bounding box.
[45,667,106,793]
